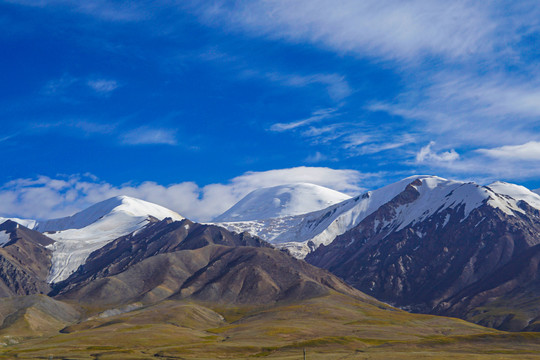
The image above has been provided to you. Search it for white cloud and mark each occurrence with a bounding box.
[239,69,351,102]
[477,141,540,160]
[270,108,337,132]
[0,134,17,143]
[416,141,459,163]
[41,74,78,96]
[32,120,116,135]
[188,0,540,159]
[213,166,367,198]
[342,133,415,156]
[406,142,540,183]
[0,167,370,222]
[42,75,119,99]
[87,79,119,94]
[191,0,498,62]
[305,152,328,163]
[266,73,351,101]
[30,120,182,147]
[7,0,147,22]
[378,73,540,123]
[342,133,370,149]
[122,127,178,145]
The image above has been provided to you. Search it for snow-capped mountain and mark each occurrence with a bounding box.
[213,183,350,222]
[305,175,540,330]
[215,176,540,259]
[488,181,540,210]
[3,175,540,333]
[216,176,453,258]
[39,196,184,283]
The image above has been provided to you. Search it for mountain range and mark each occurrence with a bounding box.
[2,175,540,357]
[216,176,540,331]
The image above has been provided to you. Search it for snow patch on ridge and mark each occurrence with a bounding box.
[0,217,36,229]
[393,178,488,231]
[0,231,11,247]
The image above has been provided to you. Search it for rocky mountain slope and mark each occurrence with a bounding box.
[0,220,54,297]
[306,176,540,331]
[53,217,363,307]
[437,243,540,331]
[0,294,80,342]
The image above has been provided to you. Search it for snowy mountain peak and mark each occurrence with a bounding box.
[395,176,539,222]
[486,181,540,215]
[39,196,184,284]
[213,183,351,222]
[36,195,183,233]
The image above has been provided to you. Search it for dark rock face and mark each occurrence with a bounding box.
[53,218,270,290]
[0,221,54,297]
[306,183,540,331]
[173,245,363,304]
[53,218,364,307]
[437,243,540,331]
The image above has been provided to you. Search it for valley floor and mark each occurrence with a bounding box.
[2,293,540,359]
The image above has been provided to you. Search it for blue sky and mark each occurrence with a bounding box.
[2,0,540,221]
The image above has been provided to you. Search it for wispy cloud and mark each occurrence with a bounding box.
[7,0,147,22]
[265,72,351,101]
[32,120,116,134]
[342,133,370,149]
[191,44,352,103]
[305,151,328,163]
[189,0,499,63]
[87,79,119,94]
[7,0,540,185]
[0,133,18,143]
[369,72,540,148]
[29,120,180,148]
[188,0,540,171]
[238,68,351,102]
[122,127,178,146]
[357,139,414,156]
[301,124,341,138]
[41,75,120,100]
[409,142,540,183]
[41,74,78,97]
[270,108,338,132]
[342,133,416,156]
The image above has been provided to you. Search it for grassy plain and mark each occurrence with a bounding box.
[2,292,540,359]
